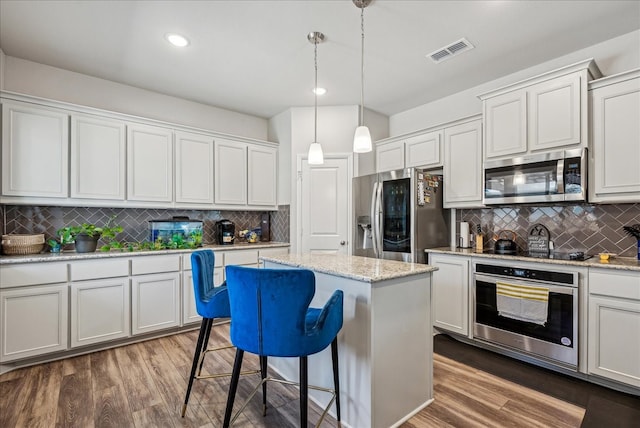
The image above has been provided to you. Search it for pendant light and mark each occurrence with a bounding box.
[353,0,372,153]
[307,31,325,165]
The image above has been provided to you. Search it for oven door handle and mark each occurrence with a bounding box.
[474,274,576,295]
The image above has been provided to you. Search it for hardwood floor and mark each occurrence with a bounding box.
[0,327,637,427]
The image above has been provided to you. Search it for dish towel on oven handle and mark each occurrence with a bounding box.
[496,281,549,326]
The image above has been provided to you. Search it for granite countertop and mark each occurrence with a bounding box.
[0,242,290,265]
[260,253,438,283]
[425,247,640,272]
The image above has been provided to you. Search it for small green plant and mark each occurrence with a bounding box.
[56,215,123,249]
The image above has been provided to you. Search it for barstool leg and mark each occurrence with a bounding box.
[223,349,244,428]
[260,355,268,416]
[300,356,308,428]
[331,338,341,422]
[197,318,214,375]
[181,317,210,417]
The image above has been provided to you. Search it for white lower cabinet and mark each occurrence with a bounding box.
[0,284,69,362]
[258,247,290,267]
[70,278,130,347]
[588,269,640,387]
[429,253,470,335]
[224,249,259,268]
[132,272,181,335]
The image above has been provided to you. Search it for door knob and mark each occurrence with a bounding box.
[340,241,346,245]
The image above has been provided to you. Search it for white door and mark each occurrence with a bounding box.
[299,155,351,255]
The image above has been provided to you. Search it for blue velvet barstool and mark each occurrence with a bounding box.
[222,265,344,428]
[181,249,258,417]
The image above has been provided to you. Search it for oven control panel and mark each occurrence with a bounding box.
[476,264,575,286]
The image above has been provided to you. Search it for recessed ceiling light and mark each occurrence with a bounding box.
[313,87,327,95]
[165,33,189,47]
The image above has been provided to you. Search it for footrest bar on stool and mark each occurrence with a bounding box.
[227,376,338,427]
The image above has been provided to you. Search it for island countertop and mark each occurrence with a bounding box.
[260,253,437,283]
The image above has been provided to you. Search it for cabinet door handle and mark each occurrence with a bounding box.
[340,241,346,245]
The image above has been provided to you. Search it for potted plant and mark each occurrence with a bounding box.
[56,216,123,253]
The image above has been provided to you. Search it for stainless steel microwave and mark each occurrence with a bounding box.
[483,148,586,205]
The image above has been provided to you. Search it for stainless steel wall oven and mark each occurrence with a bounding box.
[473,263,578,370]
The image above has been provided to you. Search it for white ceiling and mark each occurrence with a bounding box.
[1,1,639,119]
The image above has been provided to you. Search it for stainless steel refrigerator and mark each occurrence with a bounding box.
[353,168,450,263]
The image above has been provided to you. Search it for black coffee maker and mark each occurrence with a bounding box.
[215,219,235,245]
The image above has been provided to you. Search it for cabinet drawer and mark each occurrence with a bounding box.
[0,262,67,288]
[182,250,224,270]
[224,250,259,266]
[590,270,640,300]
[70,258,129,281]
[131,254,180,275]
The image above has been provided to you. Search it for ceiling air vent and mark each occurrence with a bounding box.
[428,38,474,63]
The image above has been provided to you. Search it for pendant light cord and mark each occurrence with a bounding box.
[360,5,365,127]
[314,38,318,143]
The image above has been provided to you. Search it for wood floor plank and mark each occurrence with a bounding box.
[132,402,175,428]
[61,353,91,376]
[114,342,164,413]
[94,383,135,428]
[159,332,196,369]
[90,348,122,392]
[55,369,94,427]
[0,375,26,427]
[26,360,63,428]
[143,343,213,426]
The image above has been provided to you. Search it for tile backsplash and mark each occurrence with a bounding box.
[1,205,290,246]
[458,203,640,257]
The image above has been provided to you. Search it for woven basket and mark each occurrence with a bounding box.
[1,234,45,255]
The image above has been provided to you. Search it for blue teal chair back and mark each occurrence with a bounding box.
[225,265,343,357]
[191,249,230,319]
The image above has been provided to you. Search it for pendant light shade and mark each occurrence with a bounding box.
[307,31,325,165]
[353,126,372,153]
[353,0,372,154]
[308,142,324,164]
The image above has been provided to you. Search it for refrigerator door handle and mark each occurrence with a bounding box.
[375,180,384,256]
[370,181,379,257]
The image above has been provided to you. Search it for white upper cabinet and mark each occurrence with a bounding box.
[127,123,173,203]
[480,59,600,160]
[70,114,126,200]
[589,69,640,203]
[444,118,483,208]
[376,129,443,173]
[405,131,443,168]
[528,73,581,151]
[248,144,277,206]
[214,139,247,205]
[175,131,214,205]
[1,101,69,198]
[215,139,278,208]
[483,90,527,158]
[376,140,405,172]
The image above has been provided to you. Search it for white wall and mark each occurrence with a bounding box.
[0,50,5,91]
[2,56,269,140]
[390,30,640,136]
[268,109,293,205]
[357,107,389,177]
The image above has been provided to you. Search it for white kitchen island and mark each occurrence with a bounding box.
[260,253,438,428]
